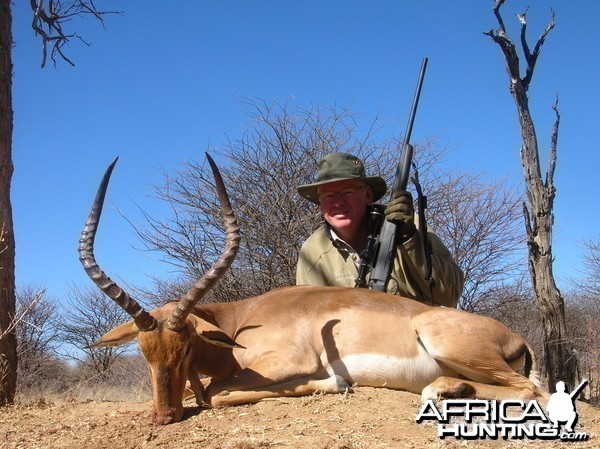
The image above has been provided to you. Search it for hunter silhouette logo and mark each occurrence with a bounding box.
[416,379,589,441]
[547,380,587,434]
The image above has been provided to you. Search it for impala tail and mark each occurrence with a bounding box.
[523,342,543,390]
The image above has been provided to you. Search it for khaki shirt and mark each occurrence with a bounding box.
[296,219,464,307]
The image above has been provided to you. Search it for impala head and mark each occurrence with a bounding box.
[79,154,241,425]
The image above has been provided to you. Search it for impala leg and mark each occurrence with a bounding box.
[414,309,544,401]
[185,372,206,406]
[204,356,349,407]
[418,345,542,401]
[421,375,542,402]
[207,372,350,407]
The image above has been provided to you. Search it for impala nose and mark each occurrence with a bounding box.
[152,407,182,425]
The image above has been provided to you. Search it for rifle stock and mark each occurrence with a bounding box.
[367,58,427,292]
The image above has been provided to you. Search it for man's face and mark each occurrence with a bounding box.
[318,180,373,236]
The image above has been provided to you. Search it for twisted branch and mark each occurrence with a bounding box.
[29,0,121,68]
[547,96,560,189]
[484,0,555,91]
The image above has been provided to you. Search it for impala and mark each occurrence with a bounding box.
[79,155,545,425]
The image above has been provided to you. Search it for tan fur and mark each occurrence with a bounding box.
[93,285,545,424]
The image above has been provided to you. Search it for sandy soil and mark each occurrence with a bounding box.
[1,388,598,449]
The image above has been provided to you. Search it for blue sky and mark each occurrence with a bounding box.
[10,1,600,301]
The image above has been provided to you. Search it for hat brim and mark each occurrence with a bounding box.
[298,176,388,204]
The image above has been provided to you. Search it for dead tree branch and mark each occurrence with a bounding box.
[485,1,555,92]
[547,96,559,189]
[29,0,121,68]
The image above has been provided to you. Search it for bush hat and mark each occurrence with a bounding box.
[298,153,387,204]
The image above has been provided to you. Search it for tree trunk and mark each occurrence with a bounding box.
[515,82,573,389]
[485,2,575,389]
[0,0,17,405]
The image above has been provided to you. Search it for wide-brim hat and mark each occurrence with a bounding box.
[298,153,388,204]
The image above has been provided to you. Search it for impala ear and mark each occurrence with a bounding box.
[190,316,245,349]
[88,321,139,348]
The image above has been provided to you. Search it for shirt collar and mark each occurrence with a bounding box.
[326,224,361,266]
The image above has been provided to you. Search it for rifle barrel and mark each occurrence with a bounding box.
[390,57,428,195]
[403,57,428,147]
[368,57,428,292]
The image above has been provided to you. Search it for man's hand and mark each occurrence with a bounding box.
[384,190,416,241]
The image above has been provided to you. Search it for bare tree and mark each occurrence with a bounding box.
[0,0,116,405]
[59,286,132,381]
[134,99,398,302]
[426,172,527,313]
[0,0,17,406]
[562,293,599,403]
[132,98,526,325]
[574,238,600,298]
[15,286,63,394]
[485,0,575,388]
[486,277,540,333]
[566,238,600,401]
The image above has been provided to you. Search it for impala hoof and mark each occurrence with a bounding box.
[333,374,352,393]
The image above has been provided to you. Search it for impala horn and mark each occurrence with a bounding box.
[78,157,157,331]
[165,153,240,331]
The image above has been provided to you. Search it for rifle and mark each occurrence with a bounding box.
[356,57,428,292]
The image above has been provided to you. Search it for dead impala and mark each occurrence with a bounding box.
[79,154,545,425]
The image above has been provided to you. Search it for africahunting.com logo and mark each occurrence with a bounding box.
[416,380,589,441]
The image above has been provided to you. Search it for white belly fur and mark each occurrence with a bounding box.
[324,345,452,393]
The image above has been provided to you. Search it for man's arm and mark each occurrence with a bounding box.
[387,221,464,307]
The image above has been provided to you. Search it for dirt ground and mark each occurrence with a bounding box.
[1,388,598,449]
